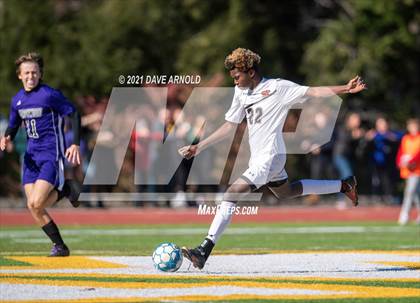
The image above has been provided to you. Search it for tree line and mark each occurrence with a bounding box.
[0,0,418,121]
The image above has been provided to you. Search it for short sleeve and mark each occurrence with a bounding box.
[49,89,75,116]
[225,87,246,123]
[276,80,309,106]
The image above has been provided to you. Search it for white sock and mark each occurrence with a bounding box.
[300,179,341,196]
[207,201,236,244]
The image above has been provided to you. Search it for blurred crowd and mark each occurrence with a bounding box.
[0,86,419,211]
[304,112,411,206]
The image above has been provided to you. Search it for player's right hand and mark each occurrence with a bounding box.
[346,75,367,93]
[178,145,199,160]
[0,136,11,151]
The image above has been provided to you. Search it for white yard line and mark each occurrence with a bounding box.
[0,226,412,239]
[0,283,349,301]
[1,253,419,279]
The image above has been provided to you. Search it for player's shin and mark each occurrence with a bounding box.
[183,201,236,269]
[41,220,65,246]
[300,180,342,195]
[205,200,236,251]
[207,201,236,243]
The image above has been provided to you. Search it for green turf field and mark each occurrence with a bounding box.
[1,222,419,255]
[1,222,419,302]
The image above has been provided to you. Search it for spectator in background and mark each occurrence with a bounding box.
[305,112,335,205]
[396,118,420,225]
[169,107,192,208]
[130,104,157,206]
[152,107,189,207]
[333,112,365,179]
[79,96,109,208]
[185,114,218,206]
[366,116,403,202]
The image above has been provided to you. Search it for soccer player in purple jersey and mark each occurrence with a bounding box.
[0,53,81,257]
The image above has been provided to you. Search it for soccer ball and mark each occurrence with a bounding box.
[152,242,183,272]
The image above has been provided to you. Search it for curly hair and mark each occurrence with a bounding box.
[224,48,261,72]
[15,52,44,76]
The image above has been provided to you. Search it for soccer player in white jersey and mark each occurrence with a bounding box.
[179,48,367,269]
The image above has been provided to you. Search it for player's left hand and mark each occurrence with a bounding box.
[346,76,367,93]
[65,144,81,165]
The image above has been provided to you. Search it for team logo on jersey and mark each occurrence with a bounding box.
[17,100,22,106]
[18,108,43,119]
[261,90,271,96]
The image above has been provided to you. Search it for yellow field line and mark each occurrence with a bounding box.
[2,271,419,283]
[0,256,125,270]
[369,261,420,269]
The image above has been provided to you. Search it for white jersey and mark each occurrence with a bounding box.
[225,78,309,186]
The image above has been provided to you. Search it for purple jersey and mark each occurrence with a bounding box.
[9,84,75,162]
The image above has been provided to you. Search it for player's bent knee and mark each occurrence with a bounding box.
[27,196,46,211]
[27,197,36,209]
[26,200,34,210]
[27,202,41,214]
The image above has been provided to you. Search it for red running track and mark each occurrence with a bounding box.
[0,206,412,226]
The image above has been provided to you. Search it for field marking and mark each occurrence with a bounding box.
[1,256,125,270]
[2,252,420,302]
[370,261,420,269]
[1,280,420,302]
[0,226,416,239]
[2,271,420,282]
[2,249,419,256]
[2,251,420,274]
[0,283,349,302]
[0,251,125,256]
[2,275,420,293]
[11,238,82,244]
[216,249,420,256]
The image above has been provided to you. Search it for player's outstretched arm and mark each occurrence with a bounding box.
[178,121,236,159]
[306,76,367,98]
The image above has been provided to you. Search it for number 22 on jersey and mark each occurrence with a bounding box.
[246,107,262,125]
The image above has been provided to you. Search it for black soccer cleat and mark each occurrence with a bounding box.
[182,246,208,270]
[182,238,215,270]
[341,176,358,206]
